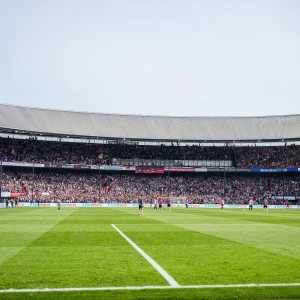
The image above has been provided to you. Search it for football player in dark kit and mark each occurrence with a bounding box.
[166,199,171,211]
[158,200,162,212]
[263,198,268,213]
[138,198,144,215]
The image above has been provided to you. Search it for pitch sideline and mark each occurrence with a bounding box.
[1,283,300,293]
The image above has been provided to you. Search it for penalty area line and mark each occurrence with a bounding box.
[1,283,300,293]
[111,224,179,287]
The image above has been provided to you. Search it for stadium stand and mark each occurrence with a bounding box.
[0,104,300,206]
[1,170,300,205]
[0,137,300,205]
[0,137,300,168]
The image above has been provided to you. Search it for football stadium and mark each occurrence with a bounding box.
[0,104,300,300]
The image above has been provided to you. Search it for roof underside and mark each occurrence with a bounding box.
[0,104,299,142]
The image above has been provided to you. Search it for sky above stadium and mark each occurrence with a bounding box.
[0,0,300,117]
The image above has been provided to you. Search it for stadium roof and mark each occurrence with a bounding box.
[0,103,300,142]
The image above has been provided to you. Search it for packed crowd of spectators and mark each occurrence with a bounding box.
[1,170,299,205]
[0,137,108,165]
[234,144,300,168]
[1,137,300,168]
[108,143,230,161]
[1,137,300,205]
[0,137,231,165]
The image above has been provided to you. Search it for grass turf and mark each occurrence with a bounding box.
[0,206,299,299]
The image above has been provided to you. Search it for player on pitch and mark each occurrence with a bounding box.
[158,200,162,212]
[166,199,171,211]
[153,199,158,210]
[249,199,253,211]
[220,199,225,209]
[263,198,268,213]
[138,198,144,215]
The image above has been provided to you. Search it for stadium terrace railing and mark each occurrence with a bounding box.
[1,161,300,173]
[112,158,232,167]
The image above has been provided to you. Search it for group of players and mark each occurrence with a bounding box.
[137,198,291,215]
[138,199,165,215]
[56,197,291,214]
[138,198,190,215]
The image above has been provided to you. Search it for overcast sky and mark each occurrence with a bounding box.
[0,0,299,117]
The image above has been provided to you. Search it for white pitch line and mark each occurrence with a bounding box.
[111,224,179,287]
[1,283,300,293]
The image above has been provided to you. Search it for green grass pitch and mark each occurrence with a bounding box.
[0,206,299,299]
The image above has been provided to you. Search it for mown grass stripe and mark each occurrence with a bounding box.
[0,208,77,265]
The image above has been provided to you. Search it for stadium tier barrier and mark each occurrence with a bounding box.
[1,202,298,209]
